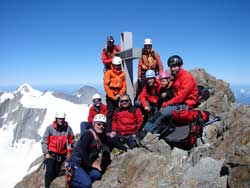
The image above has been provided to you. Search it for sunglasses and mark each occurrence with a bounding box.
[96,122,105,127]
[93,99,101,103]
[169,61,180,68]
[120,99,129,103]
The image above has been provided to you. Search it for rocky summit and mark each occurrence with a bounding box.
[14,69,250,188]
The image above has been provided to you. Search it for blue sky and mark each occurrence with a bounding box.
[0,0,249,88]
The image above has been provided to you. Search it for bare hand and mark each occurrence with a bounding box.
[109,131,117,138]
[144,106,151,112]
[45,153,51,159]
[92,161,101,171]
[161,92,167,99]
[115,94,120,101]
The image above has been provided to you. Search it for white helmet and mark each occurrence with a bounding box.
[144,38,152,45]
[55,110,66,119]
[93,114,107,123]
[112,56,122,65]
[92,93,101,100]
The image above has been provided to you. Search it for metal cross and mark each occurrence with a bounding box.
[115,32,141,102]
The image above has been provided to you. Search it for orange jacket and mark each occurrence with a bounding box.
[101,45,121,68]
[139,79,161,108]
[138,49,163,78]
[162,68,198,108]
[104,66,126,100]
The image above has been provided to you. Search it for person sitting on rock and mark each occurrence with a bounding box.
[144,55,198,133]
[109,94,143,149]
[137,69,161,123]
[157,71,174,109]
[69,114,127,188]
[80,93,107,136]
[41,110,74,188]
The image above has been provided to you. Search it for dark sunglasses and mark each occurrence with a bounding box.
[120,99,129,103]
[169,62,180,68]
[96,122,105,127]
[93,99,101,103]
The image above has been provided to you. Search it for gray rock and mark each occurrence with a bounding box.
[181,157,226,188]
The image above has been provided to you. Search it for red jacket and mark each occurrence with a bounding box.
[88,104,107,124]
[101,45,121,68]
[162,68,198,108]
[139,79,161,108]
[112,107,143,135]
[41,121,74,155]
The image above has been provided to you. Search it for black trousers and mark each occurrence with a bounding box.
[106,96,119,133]
[45,153,66,188]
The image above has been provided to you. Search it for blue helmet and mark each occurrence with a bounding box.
[145,70,156,78]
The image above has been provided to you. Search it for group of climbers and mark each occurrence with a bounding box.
[41,35,201,188]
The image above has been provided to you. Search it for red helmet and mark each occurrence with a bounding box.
[159,71,171,79]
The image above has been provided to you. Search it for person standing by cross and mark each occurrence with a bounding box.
[104,56,126,134]
[136,38,164,99]
[101,35,121,71]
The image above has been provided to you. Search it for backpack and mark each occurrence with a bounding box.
[158,109,210,150]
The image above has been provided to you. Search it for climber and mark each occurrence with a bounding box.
[80,93,107,136]
[101,35,121,71]
[136,38,163,99]
[109,94,143,149]
[41,110,74,188]
[104,56,126,133]
[70,114,127,188]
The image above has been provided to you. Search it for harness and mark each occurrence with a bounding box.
[141,50,159,75]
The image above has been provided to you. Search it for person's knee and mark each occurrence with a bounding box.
[72,169,92,188]
[88,169,102,182]
[72,178,92,188]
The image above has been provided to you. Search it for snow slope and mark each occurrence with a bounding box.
[0,84,90,188]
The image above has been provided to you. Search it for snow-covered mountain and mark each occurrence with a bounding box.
[0,83,95,188]
[231,84,250,104]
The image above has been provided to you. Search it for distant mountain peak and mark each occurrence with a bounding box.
[15,83,42,97]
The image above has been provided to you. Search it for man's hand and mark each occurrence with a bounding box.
[92,161,101,171]
[161,92,167,99]
[144,106,151,112]
[108,131,117,138]
[45,153,51,159]
[114,94,120,101]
